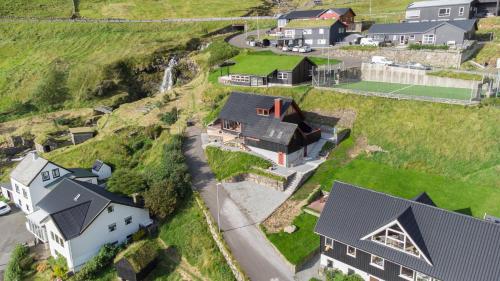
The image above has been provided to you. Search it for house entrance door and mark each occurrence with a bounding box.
[399,35,406,44]
[278,152,285,166]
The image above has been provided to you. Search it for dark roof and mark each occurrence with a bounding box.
[92,160,104,172]
[315,181,500,281]
[0,182,12,191]
[331,8,353,15]
[412,192,436,206]
[278,9,327,19]
[217,92,300,145]
[37,178,139,240]
[10,152,49,186]
[69,168,97,178]
[368,19,476,34]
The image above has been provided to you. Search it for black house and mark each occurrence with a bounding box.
[210,92,321,167]
[315,181,500,281]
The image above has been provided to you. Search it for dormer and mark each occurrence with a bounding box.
[361,207,432,265]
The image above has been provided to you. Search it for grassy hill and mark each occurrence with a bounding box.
[0,0,266,19]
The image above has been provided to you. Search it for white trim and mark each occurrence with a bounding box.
[438,7,451,17]
[346,245,357,257]
[399,266,415,280]
[370,254,385,269]
[458,6,465,16]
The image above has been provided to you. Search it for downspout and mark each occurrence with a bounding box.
[67,239,76,272]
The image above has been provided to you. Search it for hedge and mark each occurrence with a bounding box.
[69,244,118,281]
[4,244,30,281]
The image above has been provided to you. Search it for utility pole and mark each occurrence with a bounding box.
[257,13,260,42]
[216,183,221,233]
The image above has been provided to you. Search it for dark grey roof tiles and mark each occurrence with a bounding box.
[10,152,49,186]
[331,8,352,15]
[69,168,97,178]
[412,192,436,206]
[244,118,298,145]
[279,9,327,19]
[315,181,500,281]
[368,19,476,34]
[37,178,138,240]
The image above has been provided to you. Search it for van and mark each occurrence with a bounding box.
[360,38,380,46]
[371,56,394,65]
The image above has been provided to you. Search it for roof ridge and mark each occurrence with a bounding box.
[333,180,500,228]
[63,178,111,203]
[49,199,92,217]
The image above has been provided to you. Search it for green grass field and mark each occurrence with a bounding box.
[336,81,473,100]
[264,212,319,265]
[0,0,264,19]
[205,146,272,180]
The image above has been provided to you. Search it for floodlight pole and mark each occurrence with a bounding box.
[216,183,221,233]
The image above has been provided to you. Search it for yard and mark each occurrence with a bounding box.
[263,212,319,265]
[335,81,473,100]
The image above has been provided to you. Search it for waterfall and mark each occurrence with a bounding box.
[159,58,178,93]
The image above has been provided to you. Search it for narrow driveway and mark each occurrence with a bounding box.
[228,29,363,68]
[0,206,33,280]
[183,126,294,281]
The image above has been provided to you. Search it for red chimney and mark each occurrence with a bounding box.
[274,98,282,119]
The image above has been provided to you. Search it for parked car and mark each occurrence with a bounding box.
[360,38,381,46]
[0,202,11,215]
[298,46,312,53]
[407,62,431,70]
[282,45,292,52]
[292,45,301,52]
[371,56,393,65]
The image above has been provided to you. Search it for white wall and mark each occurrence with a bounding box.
[93,164,112,180]
[67,203,151,271]
[248,146,280,164]
[321,254,370,281]
[45,219,72,266]
[10,178,35,214]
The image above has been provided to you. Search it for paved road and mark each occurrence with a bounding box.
[228,29,363,68]
[183,126,294,281]
[0,206,33,280]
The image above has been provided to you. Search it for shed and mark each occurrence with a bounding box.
[114,240,161,281]
[91,159,112,180]
[93,106,113,116]
[69,127,95,145]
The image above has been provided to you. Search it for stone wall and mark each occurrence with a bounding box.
[224,172,288,191]
[361,63,479,89]
[331,43,479,68]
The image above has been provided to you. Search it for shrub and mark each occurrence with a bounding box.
[207,40,239,67]
[144,124,163,140]
[325,270,363,281]
[4,244,29,281]
[408,44,449,50]
[306,186,323,205]
[69,244,118,281]
[32,62,70,112]
[132,228,147,242]
[144,180,178,219]
[107,169,147,196]
[36,262,49,273]
[48,255,68,280]
[185,37,202,51]
[160,108,178,125]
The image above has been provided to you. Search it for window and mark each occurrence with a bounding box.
[41,171,50,181]
[422,34,435,44]
[256,109,269,116]
[416,272,433,281]
[346,246,356,257]
[370,223,421,257]
[370,255,384,269]
[409,35,415,40]
[223,120,241,131]
[317,39,327,45]
[438,8,451,17]
[285,30,295,37]
[304,39,313,45]
[124,216,132,225]
[324,237,333,248]
[318,28,324,34]
[277,72,288,80]
[459,6,465,16]
[107,205,114,213]
[52,168,60,178]
[26,204,29,212]
[15,184,20,194]
[50,231,55,240]
[230,74,250,83]
[303,29,312,35]
[108,223,117,232]
[326,259,333,268]
[400,266,415,280]
[22,189,28,199]
[339,27,345,33]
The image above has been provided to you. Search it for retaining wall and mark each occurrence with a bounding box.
[361,63,480,89]
[224,172,288,191]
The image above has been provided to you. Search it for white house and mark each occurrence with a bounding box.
[91,159,112,181]
[3,152,99,214]
[28,178,152,271]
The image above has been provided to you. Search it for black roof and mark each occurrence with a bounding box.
[218,92,300,145]
[368,19,477,34]
[37,178,139,240]
[331,8,354,16]
[278,9,326,19]
[315,181,500,281]
[412,192,436,206]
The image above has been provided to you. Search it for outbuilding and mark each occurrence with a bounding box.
[69,127,95,145]
[114,240,161,281]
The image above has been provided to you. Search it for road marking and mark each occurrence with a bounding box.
[389,84,414,94]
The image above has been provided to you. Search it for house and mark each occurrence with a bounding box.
[27,178,152,271]
[315,181,500,281]
[220,54,316,86]
[475,0,500,16]
[92,159,112,181]
[278,8,356,30]
[279,19,348,48]
[209,92,321,167]
[1,152,104,214]
[1,182,13,201]
[367,19,477,46]
[405,0,476,22]
[69,127,95,145]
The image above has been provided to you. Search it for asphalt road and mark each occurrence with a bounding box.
[0,205,33,280]
[183,126,294,281]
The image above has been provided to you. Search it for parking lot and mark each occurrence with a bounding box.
[0,205,33,279]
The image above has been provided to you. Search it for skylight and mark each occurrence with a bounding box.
[73,194,81,202]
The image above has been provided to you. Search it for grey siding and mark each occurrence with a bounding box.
[320,236,414,281]
[369,26,470,45]
[268,59,315,85]
[329,20,347,44]
[406,3,475,22]
[434,23,466,44]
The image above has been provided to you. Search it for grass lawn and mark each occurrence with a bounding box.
[336,81,473,100]
[229,52,306,76]
[469,17,500,67]
[264,212,319,265]
[0,0,264,19]
[427,70,483,81]
[323,158,500,217]
[205,146,272,180]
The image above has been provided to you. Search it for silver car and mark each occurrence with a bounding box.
[0,201,11,215]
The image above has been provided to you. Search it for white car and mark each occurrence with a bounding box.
[298,46,312,53]
[282,45,292,52]
[360,38,381,47]
[0,202,11,216]
[292,45,301,52]
[371,56,394,65]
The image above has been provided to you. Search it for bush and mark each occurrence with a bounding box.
[408,44,449,50]
[160,107,178,125]
[306,186,323,205]
[107,169,147,196]
[207,40,239,67]
[185,37,202,51]
[48,255,68,280]
[144,124,163,140]
[4,244,29,281]
[32,62,70,112]
[69,244,118,281]
[326,270,363,281]
[144,180,178,219]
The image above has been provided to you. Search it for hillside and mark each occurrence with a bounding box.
[0,0,268,19]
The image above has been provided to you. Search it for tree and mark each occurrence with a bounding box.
[32,64,69,112]
[144,180,177,219]
[107,169,147,196]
